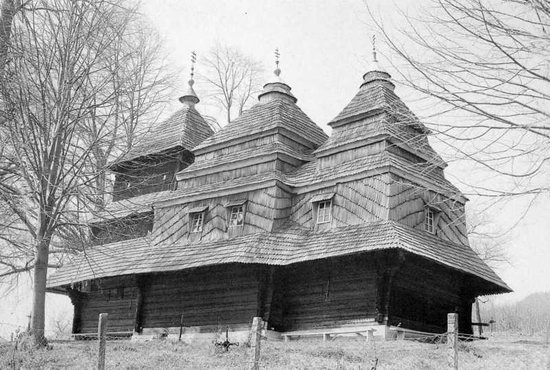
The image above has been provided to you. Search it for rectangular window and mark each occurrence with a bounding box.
[229,205,244,227]
[191,212,204,233]
[425,208,435,234]
[317,200,332,224]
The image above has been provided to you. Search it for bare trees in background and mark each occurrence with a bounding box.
[199,44,263,124]
[467,210,509,270]
[368,0,549,203]
[78,18,174,210]
[467,208,510,335]
[481,292,550,335]
[0,0,172,345]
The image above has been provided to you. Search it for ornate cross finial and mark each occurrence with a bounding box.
[372,35,378,63]
[274,48,281,77]
[190,51,197,81]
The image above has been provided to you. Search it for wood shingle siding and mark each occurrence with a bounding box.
[388,174,468,245]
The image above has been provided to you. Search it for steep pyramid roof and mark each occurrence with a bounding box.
[317,61,447,169]
[329,74,429,133]
[193,66,327,154]
[117,80,214,164]
[193,99,327,153]
[122,106,214,162]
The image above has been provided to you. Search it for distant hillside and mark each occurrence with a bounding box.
[481,292,550,334]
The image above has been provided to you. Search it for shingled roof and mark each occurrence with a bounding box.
[315,112,445,167]
[120,105,214,163]
[329,73,428,133]
[192,67,327,155]
[47,221,510,295]
[193,98,327,153]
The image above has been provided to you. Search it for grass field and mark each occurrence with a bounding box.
[1,333,549,369]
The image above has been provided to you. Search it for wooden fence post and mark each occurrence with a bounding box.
[98,313,108,370]
[179,314,184,342]
[447,313,458,370]
[250,317,262,370]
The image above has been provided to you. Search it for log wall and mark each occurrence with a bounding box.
[77,276,137,333]
[388,255,472,334]
[140,264,260,330]
[277,255,378,331]
[72,255,474,335]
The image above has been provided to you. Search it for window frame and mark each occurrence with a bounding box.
[188,206,208,234]
[316,199,333,224]
[310,193,335,227]
[424,206,440,234]
[228,205,245,227]
[225,200,247,229]
[190,211,204,233]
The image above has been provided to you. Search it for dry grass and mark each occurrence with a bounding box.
[1,333,548,369]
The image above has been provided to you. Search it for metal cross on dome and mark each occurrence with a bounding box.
[190,51,197,79]
[275,48,280,68]
[372,35,378,63]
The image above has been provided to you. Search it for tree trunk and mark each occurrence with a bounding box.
[30,231,51,346]
[0,0,17,71]
[94,156,107,211]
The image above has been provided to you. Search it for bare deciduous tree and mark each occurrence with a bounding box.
[0,0,172,346]
[467,207,510,335]
[468,210,509,270]
[368,0,550,203]
[199,44,263,124]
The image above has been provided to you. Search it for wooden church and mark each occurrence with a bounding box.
[47,49,510,341]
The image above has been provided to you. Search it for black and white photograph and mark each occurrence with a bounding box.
[0,0,549,368]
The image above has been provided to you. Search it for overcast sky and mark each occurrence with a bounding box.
[1,0,548,337]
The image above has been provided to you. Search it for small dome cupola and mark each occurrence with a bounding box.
[179,51,200,106]
[258,48,297,104]
[361,36,395,91]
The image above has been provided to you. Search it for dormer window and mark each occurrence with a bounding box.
[229,205,244,227]
[317,200,332,224]
[310,193,335,225]
[188,206,208,233]
[225,200,247,228]
[191,213,204,232]
[424,207,439,234]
